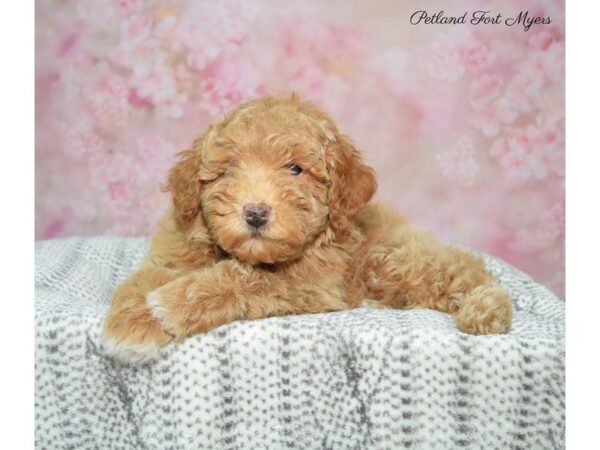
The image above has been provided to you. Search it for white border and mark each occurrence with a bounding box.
[566,0,600,447]
[0,1,34,448]
[1,0,594,447]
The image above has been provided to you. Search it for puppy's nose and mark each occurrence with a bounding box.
[243,203,271,228]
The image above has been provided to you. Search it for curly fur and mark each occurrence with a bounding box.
[102,94,512,364]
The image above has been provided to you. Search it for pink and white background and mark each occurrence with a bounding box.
[35,0,565,298]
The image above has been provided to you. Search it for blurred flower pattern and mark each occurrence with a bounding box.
[35,0,565,297]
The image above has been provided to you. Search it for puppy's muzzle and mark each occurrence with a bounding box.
[243,203,271,228]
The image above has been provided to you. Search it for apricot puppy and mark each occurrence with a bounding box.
[102,94,511,364]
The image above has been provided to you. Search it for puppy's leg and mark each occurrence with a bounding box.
[147,260,348,338]
[103,266,182,364]
[349,219,511,335]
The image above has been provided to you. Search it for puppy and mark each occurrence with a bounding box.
[102,94,511,364]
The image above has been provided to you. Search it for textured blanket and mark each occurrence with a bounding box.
[35,237,565,450]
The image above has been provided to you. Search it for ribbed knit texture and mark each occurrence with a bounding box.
[35,237,565,449]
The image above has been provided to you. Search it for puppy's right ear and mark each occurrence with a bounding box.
[164,136,206,228]
[326,134,377,238]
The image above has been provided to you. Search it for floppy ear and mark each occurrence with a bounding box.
[163,136,206,228]
[326,134,377,237]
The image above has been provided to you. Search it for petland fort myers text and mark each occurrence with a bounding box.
[410,10,551,32]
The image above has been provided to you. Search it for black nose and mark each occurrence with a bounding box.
[243,203,271,228]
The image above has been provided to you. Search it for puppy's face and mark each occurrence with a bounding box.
[166,96,376,265]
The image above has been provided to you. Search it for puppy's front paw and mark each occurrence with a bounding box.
[102,303,173,365]
[147,273,231,337]
[452,284,512,335]
[146,288,184,338]
[100,333,161,365]
[146,276,205,338]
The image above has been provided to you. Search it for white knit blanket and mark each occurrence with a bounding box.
[35,236,565,449]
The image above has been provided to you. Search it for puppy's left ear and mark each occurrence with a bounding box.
[326,134,377,237]
[164,145,203,228]
[163,126,218,229]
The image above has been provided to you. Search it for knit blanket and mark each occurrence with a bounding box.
[35,236,565,449]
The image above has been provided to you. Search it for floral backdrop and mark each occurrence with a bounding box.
[35,0,565,298]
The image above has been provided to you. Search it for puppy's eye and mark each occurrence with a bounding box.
[288,164,303,175]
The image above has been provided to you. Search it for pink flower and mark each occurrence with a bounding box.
[461,42,495,74]
[490,136,510,160]
[130,65,171,99]
[114,0,141,12]
[505,71,543,113]
[77,0,116,22]
[186,45,220,71]
[154,15,181,49]
[119,42,168,79]
[57,32,95,81]
[89,153,138,210]
[427,29,468,81]
[88,137,176,219]
[527,119,565,175]
[200,63,262,116]
[427,29,495,81]
[427,51,464,81]
[469,74,502,111]
[471,105,501,137]
[489,118,564,179]
[129,65,188,118]
[119,15,153,50]
[274,19,367,91]
[156,94,189,119]
[502,30,563,119]
[527,40,564,83]
[57,31,81,58]
[42,213,74,239]
[85,74,130,127]
[436,136,479,186]
[154,2,257,72]
[155,16,204,56]
[127,88,152,108]
[62,120,105,157]
[537,202,565,241]
[529,32,555,51]
[133,68,174,101]
[493,97,520,124]
[171,19,204,50]
[470,95,520,137]
[504,135,538,179]
[201,78,255,117]
[490,134,535,179]
[135,136,175,181]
